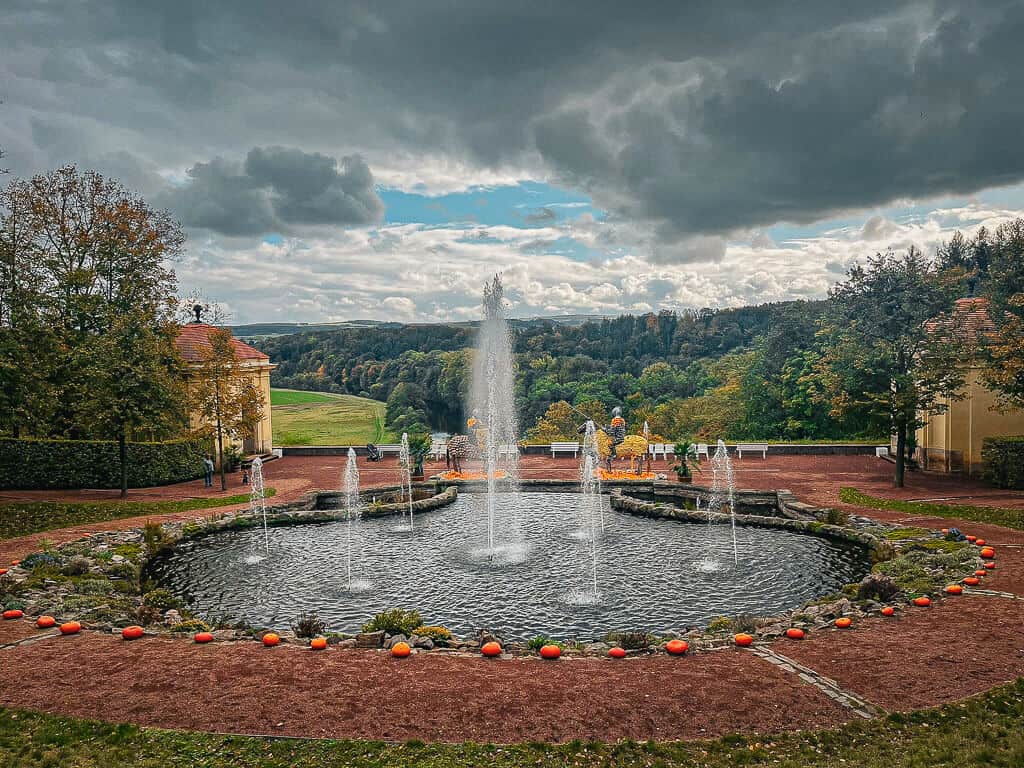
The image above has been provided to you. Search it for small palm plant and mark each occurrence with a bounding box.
[671,439,701,481]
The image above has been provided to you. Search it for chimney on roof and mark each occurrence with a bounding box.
[191,304,203,324]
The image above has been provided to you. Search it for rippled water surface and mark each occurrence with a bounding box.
[148,492,868,639]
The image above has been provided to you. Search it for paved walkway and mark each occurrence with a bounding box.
[2,454,1024,742]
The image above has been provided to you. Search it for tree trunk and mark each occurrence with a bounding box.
[217,417,227,492]
[119,430,128,498]
[894,422,906,488]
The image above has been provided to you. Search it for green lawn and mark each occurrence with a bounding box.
[0,491,274,541]
[271,389,392,446]
[1,678,1023,766]
[839,487,1024,531]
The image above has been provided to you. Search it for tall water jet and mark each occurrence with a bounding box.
[469,275,521,560]
[399,432,414,530]
[342,448,370,591]
[573,420,602,601]
[247,457,269,562]
[711,439,739,566]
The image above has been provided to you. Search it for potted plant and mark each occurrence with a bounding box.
[671,439,700,481]
[406,432,432,480]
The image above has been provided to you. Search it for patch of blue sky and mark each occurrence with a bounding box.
[377,180,602,229]
[262,233,284,245]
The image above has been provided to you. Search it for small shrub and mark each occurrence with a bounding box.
[527,634,557,651]
[291,612,326,638]
[413,625,453,645]
[169,618,209,633]
[982,436,1024,489]
[62,556,91,576]
[857,573,900,602]
[129,604,163,626]
[74,578,114,595]
[143,522,172,555]
[604,631,652,650]
[362,608,423,636]
[730,614,759,633]
[706,617,733,633]
[824,508,849,526]
[21,552,61,571]
[142,588,183,612]
[104,561,139,582]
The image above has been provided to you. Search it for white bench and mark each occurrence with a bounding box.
[498,444,519,458]
[430,440,448,460]
[695,443,710,461]
[875,446,890,458]
[551,442,580,458]
[376,444,403,456]
[736,443,768,459]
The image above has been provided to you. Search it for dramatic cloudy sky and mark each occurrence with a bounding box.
[3,1,1024,323]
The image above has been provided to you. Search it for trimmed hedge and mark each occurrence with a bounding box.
[982,436,1024,489]
[0,436,212,490]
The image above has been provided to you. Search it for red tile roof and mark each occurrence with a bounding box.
[924,297,997,343]
[174,323,270,363]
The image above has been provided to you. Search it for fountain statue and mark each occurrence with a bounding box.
[468,275,521,559]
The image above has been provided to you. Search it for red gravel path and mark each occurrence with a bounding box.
[772,596,1024,710]
[0,634,851,743]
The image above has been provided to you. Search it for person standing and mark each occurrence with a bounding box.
[202,456,215,488]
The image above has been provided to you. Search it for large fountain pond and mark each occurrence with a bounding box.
[147,492,869,640]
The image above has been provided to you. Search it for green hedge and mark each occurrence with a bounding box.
[0,436,212,490]
[982,436,1024,489]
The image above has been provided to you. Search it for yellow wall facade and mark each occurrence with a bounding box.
[916,369,1024,474]
[184,359,276,458]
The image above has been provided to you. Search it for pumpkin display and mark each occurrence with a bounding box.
[539,644,562,660]
[974,539,986,546]
[59,620,81,635]
[975,569,988,577]
[912,596,932,607]
[36,615,57,628]
[834,617,852,629]
[2,609,23,620]
[785,628,805,640]
[310,637,328,650]
[966,535,977,542]
[963,577,980,586]
[391,641,412,658]
[980,547,995,559]
[481,641,502,657]
[0,568,7,576]
[194,631,214,643]
[880,606,895,617]
[262,632,281,647]
[121,625,144,640]
[984,561,997,569]
[608,646,627,659]
[10,560,19,566]
[664,639,688,655]
[944,584,963,595]
[734,633,754,647]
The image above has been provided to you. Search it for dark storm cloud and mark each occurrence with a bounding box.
[160,147,383,235]
[3,0,1024,250]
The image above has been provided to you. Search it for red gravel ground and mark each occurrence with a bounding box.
[0,618,51,646]
[773,595,1024,710]
[0,635,852,742]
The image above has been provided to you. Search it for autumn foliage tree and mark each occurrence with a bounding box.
[816,248,965,487]
[189,327,265,491]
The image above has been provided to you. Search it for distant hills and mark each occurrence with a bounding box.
[232,314,615,340]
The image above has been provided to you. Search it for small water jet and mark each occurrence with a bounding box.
[399,432,415,531]
[468,275,521,560]
[567,420,603,603]
[342,448,372,592]
[245,457,270,564]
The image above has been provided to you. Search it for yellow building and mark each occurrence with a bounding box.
[915,298,1024,475]
[175,322,276,456]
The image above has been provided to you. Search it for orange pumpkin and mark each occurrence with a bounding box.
[912,596,931,607]
[36,615,57,628]
[608,646,627,659]
[974,539,986,546]
[734,633,754,647]
[262,632,281,647]
[880,606,895,617]
[785,628,805,640]
[194,631,214,643]
[963,577,980,586]
[940,528,949,535]
[59,620,81,635]
[984,561,997,569]
[834,617,853,629]
[391,641,412,658]
[944,584,963,595]
[966,535,977,542]
[975,569,987,577]
[121,625,144,640]
[2,609,23,620]
[310,637,328,650]
[664,639,688,655]
[10,560,20,566]
[0,568,7,576]
[539,644,562,660]
[481,641,502,657]
[980,547,995,559]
